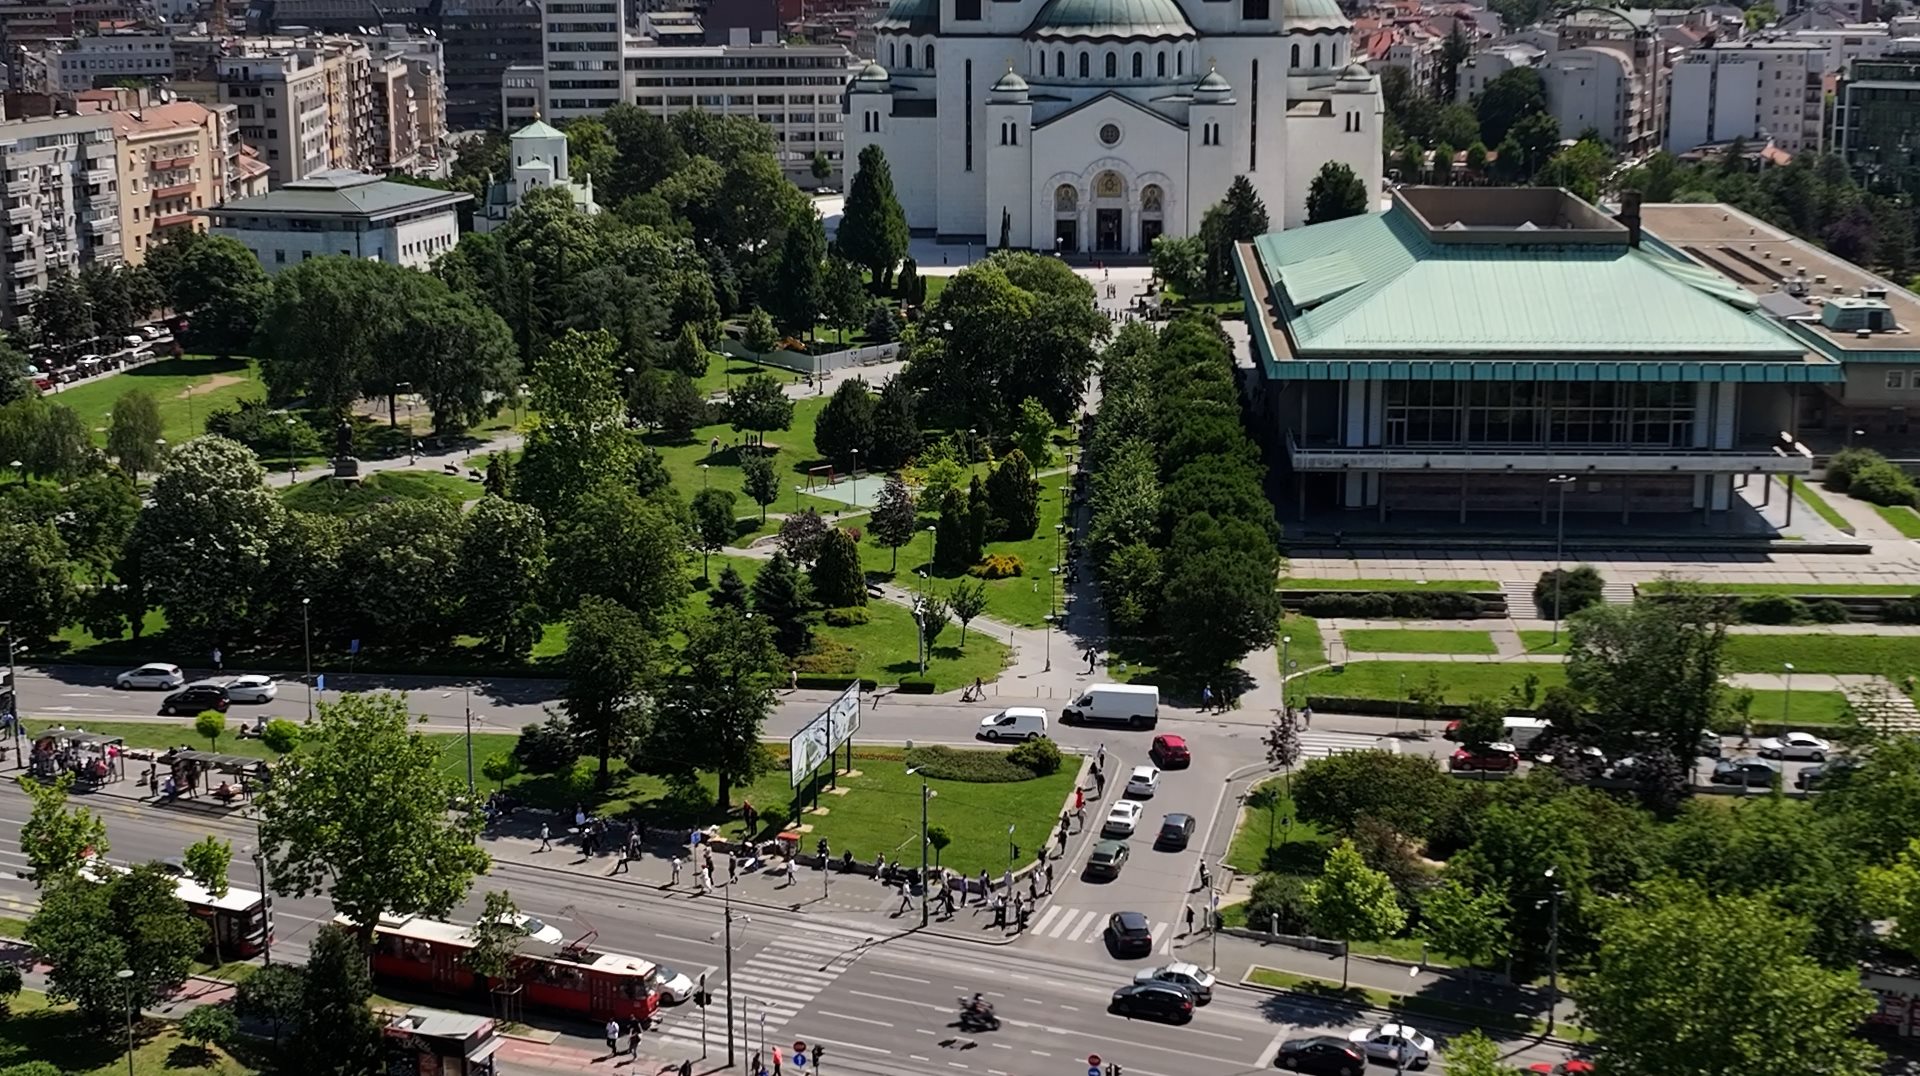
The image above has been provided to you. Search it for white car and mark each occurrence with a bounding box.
[116,663,185,690]
[1347,1024,1435,1068]
[497,912,564,945]
[1103,800,1144,837]
[653,964,695,1004]
[1134,961,1215,1002]
[1757,731,1831,761]
[1124,765,1161,798]
[224,674,278,704]
[140,326,164,340]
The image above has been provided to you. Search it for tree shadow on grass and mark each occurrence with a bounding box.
[1258,840,1331,875]
[0,1009,157,1073]
[166,1042,218,1069]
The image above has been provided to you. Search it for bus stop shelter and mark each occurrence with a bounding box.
[28,729,126,786]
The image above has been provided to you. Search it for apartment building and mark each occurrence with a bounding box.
[40,31,173,92]
[1666,40,1824,155]
[1831,51,1920,196]
[0,0,143,51]
[0,111,121,320]
[98,100,237,261]
[517,8,854,181]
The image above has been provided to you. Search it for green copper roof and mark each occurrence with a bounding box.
[511,119,565,140]
[1283,0,1348,31]
[874,0,937,33]
[1248,207,1811,358]
[1025,0,1197,40]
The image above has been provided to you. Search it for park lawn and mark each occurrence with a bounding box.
[1875,504,1920,539]
[1311,661,1566,704]
[693,350,803,397]
[856,479,1070,628]
[50,354,266,446]
[1278,614,1326,670]
[1276,578,1499,592]
[1517,631,1569,655]
[278,469,480,515]
[921,274,951,306]
[1340,629,1498,656]
[0,915,28,939]
[0,990,261,1075]
[1722,634,1920,675]
[644,394,851,525]
[1795,482,1854,533]
[1741,689,1853,726]
[1223,776,1329,876]
[1243,968,1584,1041]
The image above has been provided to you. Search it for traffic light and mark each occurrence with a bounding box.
[695,972,711,1007]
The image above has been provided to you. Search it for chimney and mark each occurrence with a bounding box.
[1619,188,1643,248]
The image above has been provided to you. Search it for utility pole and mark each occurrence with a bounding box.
[1,620,18,765]
[301,597,313,722]
[907,755,936,929]
[723,880,737,1068]
[247,842,273,965]
[1543,866,1562,1035]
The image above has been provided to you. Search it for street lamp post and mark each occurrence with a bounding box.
[300,597,314,721]
[116,968,135,1076]
[1,620,18,765]
[1542,867,1563,1035]
[245,843,273,965]
[850,448,858,507]
[907,748,937,929]
[1279,635,1291,712]
[704,884,751,1068]
[444,688,476,795]
[1783,661,1795,723]
[284,416,297,485]
[1549,474,1576,643]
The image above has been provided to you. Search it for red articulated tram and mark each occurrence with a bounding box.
[354,914,664,1024]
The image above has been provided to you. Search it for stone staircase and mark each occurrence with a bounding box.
[1602,582,1637,605]
[1498,578,1638,616]
[1843,682,1920,734]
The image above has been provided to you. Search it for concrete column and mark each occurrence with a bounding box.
[1343,378,1366,507]
[1693,382,1712,448]
[1713,383,1736,450]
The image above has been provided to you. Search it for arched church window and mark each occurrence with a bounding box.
[1105,52,1116,78]
[1132,53,1141,77]
[1177,51,1184,75]
[927,45,935,70]
[1291,43,1300,67]
[1142,184,1163,213]
[1313,43,1322,67]
[1055,185,1078,211]
[1157,52,1166,77]
[1095,171,1124,199]
[889,42,896,66]
[905,44,915,67]
[1079,52,1089,78]
[1056,50,1065,76]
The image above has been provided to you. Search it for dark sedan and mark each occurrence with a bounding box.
[1276,1036,1366,1076]
[1105,911,1154,957]
[1109,980,1194,1023]
[161,684,230,716]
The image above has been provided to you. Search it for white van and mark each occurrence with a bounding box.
[978,706,1049,741]
[1061,683,1160,729]
[1444,715,1550,752]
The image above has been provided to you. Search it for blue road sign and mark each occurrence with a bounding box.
[349,638,360,655]
[315,673,326,692]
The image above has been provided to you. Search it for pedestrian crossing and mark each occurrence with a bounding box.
[657,926,871,1050]
[1023,905,1172,949]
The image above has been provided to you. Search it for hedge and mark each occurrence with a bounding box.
[793,674,877,691]
[895,677,937,694]
[1293,591,1500,619]
[903,743,1058,782]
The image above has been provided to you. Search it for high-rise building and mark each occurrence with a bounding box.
[1666,40,1825,155]
[0,111,121,317]
[1831,50,1920,196]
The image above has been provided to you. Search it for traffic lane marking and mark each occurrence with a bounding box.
[840,989,1256,1065]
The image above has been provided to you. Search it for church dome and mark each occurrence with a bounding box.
[1024,0,1197,41]
[1282,0,1350,32]
[851,61,891,90]
[1339,60,1372,81]
[1194,65,1232,93]
[874,0,938,34]
[992,67,1031,94]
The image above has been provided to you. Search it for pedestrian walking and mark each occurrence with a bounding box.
[978,868,991,905]
[1029,871,1038,900]
[1003,866,1013,895]
[1094,769,1106,797]
[939,880,957,917]
[728,850,739,885]
[1018,897,1031,932]
[1044,861,1054,894]
[897,881,915,914]
[1096,743,1106,770]
[538,823,551,852]
[680,1060,694,1076]
[627,1021,642,1059]
[1202,683,1214,711]
[1185,904,1195,935]
[613,839,629,873]
[791,669,799,691]
[785,856,797,887]
[700,867,712,893]
[1302,706,1313,729]
[576,805,588,830]
[604,1018,620,1055]
[772,1045,784,1076]
[671,856,683,886]
[211,647,223,673]
[992,893,1006,928]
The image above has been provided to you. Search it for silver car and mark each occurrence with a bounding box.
[116,663,184,690]
[1756,732,1830,761]
[1347,1024,1435,1068]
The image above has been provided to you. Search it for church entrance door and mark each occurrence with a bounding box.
[1140,218,1163,250]
[1096,209,1122,252]
[1054,218,1078,254]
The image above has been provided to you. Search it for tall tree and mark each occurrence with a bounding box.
[948,577,989,645]
[561,596,661,787]
[17,773,108,888]
[296,926,384,1075]
[750,551,811,655]
[983,448,1039,539]
[741,307,781,354]
[562,116,616,180]
[1476,67,1547,146]
[727,373,794,451]
[657,607,780,809]
[32,270,94,357]
[837,144,910,288]
[690,488,739,578]
[0,519,77,642]
[339,499,467,652]
[740,450,781,521]
[1305,839,1406,988]
[132,436,283,645]
[820,257,869,343]
[516,330,640,523]
[158,233,269,356]
[768,205,825,337]
[868,375,922,469]
[1306,162,1371,224]
[550,480,689,624]
[810,527,866,608]
[57,471,139,588]
[26,863,203,1026]
[869,474,919,571]
[814,377,876,471]
[1581,883,1880,1076]
[255,692,490,942]
[459,495,548,658]
[182,835,233,899]
[1436,24,1471,102]
[602,103,688,202]
[1419,877,1508,972]
[105,388,163,476]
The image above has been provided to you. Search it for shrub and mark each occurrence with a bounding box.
[902,744,1036,782]
[793,637,859,675]
[968,553,1026,579]
[205,399,324,458]
[1296,591,1491,619]
[1300,592,1394,618]
[1808,599,1851,624]
[1007,736,1063,776]
[1738,594,1808,625]
[1824,446,1879,492]
[178,1005,238,1050]
[260,718,301,754]
[1534,565,1604,619]
[0,1063,64,1076]
[896,676,937,694]
[513,716,577,775]
[1850,459,1920,507]
[822,607,870,627]
[1243,872,1313,935]
[1887,597,1920,624]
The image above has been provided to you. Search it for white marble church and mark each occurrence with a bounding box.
[843,0,1383,253]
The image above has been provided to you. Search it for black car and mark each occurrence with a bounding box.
[1276,1036,1366,1076]
[1795,757,1859,790]
[1106,911,1153,957]
[1711,757,1781,787]
[1109,981,1194,1023]
[1156,813,1196,850]
[161,684,230,715]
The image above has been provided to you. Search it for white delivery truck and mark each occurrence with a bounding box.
[1061,683,1160,729]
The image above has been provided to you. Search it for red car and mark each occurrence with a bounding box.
[1528,1061,1594,1076]
[1149,734,1190,768]
[1449,745,1519,773]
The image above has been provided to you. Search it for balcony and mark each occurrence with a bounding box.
[4,178,27,198]
[153,182,195,200]
[7,232,27,252]
[83,168,111,185]
[85,212,116,232]
[6,205,31,225]
[10,256,43,278]
[154,212,195,229]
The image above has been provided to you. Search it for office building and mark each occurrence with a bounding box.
[40,31,174,92]
[1831,50,1920,196]
[1666,40,1824,155]
[201,168,466,270]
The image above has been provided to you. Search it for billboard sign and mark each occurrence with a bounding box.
[790,682,861,788]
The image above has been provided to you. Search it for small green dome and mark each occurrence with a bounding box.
[1195,65,1231,93]
[993,68,1031,93]
[1024,0,1197,41]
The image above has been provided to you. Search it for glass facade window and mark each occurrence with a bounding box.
[1383,381,1697,449]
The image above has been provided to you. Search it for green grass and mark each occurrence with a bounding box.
[50,354,266,446]
[1276,578,1499,592]
[1311,661,1566,704]
[645,395,852,526]
[1742,689,1854,726]
[1223,776,1329,875]
[1279,614,1326,669]
[1244,968,1587,1041]
[0,915,28,938]
[1722,634,1920,675]
[693,351,803,396]
[1341,629,1498,656]
[1518,631,1569,655]
[854,478,1071,628]
[1874,504,1920,538]
[1660,582,1920,596]
[277,469,480,515]
[1794,481,1854,532]
[0,990,261,1075]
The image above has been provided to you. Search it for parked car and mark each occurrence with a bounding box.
[1103,800,1144,837]
[977,706,1048,741]
[1134,961,1214,1003]
[117,663,185,690]
[161,684,229,715]
[1104,911,1154,957]
[1276,1037,1366,1076]
[223,674,278,703]
[1155,813,1196,850]
[1347,1024,1435,1068]
[1108,980,1194,1023]
[1757,731,1831,762]
[1448,744,1519,773]
[1711,757,1782,787]
[1124,765,1162,798]
[1149,734,1191,768]
[1795,757,1858,790]
[1086,839,1130,880]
